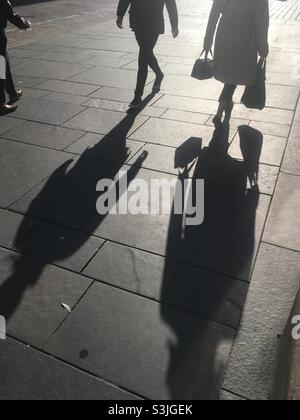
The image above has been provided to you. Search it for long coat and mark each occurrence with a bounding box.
[204,0,269,86]
[117,0,178,34]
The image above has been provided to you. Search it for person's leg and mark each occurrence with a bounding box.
[5,54,18,101]
[213,84,237,126]
[134,30,151,100]
[0,31,7,107]
[0,78,5,107]
[219,84,237,104]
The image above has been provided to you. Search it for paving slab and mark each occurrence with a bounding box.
[9,156,127,230]
[0,338,137,400]
[66,133,144,163]
[83,241,179,301]
[127,142,205,177]
[0,117,23,136]
[282,122,300,176]
[248,121,290,138]
[224,243,300,400]
[36,79,99,96]
[83,167,270,281]
[263,173,300,252]
[130,117,217,148]
[63,107,149,136]
[0,139,74,208]
[0,247,92,348]
[33,50,97,64]
[199,155,279,196]
[162,109,210,125]
[69,66,146,89]
[42,92,88,105]
[0,209,37,250]
[155,94,219,115]
[13,75,48,89]
[164,264,247,329]
[13,60,93,80]
[15,221,104,273]
[10,98,84,125]
[2,121,84,151]
[45,281,235,400]
[229,132,287,167]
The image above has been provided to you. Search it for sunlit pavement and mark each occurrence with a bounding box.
[0,0,299,400]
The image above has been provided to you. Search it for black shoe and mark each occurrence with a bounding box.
[0,104,18,116]
[8,88,23,106]
[153,73,164,92]
[129,96,142,110]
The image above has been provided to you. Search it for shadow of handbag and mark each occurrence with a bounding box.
[191,50,214,81]
[241,58,266,110]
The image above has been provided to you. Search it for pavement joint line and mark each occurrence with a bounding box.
[0,203,252,288]
[221,388,249,401]
[261,240,300,255]
[4,334,147,401]
[0,240,239,332]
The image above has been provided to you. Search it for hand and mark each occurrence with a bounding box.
[172,27,179,38]
[259,43,269,59]
[21,18,31,30]
[116,16,123,29]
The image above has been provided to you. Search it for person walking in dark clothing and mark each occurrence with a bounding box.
[117,0,179,109]
[0,0,31,115]
[204,0,269,126]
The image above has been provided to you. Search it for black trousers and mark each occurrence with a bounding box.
[134,30,162,97]
[219,84,237,104]
[0,30,17,106]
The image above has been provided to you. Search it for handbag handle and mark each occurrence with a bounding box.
[200,49,213,60]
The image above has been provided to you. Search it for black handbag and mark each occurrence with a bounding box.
[241,59,266,110]
[191,50,214,81]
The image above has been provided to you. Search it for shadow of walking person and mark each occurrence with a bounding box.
[160,123,264,399]
[0,94,154,324]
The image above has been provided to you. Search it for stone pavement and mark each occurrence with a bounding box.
[0,0,299,400]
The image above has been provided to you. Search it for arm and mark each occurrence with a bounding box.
[117,0,131,18]
[165,0,179,32]
[5,0,28,29]
[203,0,225,51]
[253,0,269,58]
[116,0,130,28]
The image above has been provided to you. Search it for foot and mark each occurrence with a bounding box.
[8,88,23,105]
[128,96,142,110]
[0,104,18,116]
[212,114,222,128]
[153,73,164,92]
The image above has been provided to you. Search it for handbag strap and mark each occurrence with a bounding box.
[200,49,214,60]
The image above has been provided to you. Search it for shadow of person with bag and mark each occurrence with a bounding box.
[0,94,154,326]
[160,122,264,399]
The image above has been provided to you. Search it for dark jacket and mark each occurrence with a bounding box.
[117,0,178,34]
[0,0,25,29]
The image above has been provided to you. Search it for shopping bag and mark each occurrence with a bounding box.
[241,59,266,110]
